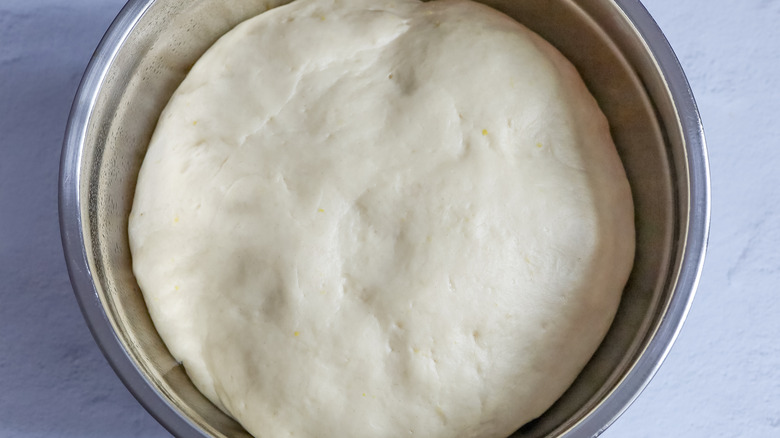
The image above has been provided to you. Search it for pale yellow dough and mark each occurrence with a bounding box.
[129,0,635,436]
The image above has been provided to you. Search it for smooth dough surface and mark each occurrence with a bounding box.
[129,0,635,437]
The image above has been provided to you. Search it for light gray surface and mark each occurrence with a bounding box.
[0,1,776,437]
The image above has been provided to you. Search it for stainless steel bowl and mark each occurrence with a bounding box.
[59,0,710,436]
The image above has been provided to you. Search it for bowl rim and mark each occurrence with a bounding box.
[59,0,710,436]
[58,0,207,435]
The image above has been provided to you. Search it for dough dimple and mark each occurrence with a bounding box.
[129,0,635,437]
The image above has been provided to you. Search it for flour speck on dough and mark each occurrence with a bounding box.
[129,0,635,437]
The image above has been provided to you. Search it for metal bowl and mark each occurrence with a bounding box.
[59,0,710,436]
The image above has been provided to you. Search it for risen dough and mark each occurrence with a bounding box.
[129,0,635,437]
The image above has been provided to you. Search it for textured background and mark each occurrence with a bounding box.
[1,0,778,437]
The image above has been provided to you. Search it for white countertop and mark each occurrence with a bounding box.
[1,0,777,436]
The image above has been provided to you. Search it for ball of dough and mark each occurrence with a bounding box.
[129,0,635,437]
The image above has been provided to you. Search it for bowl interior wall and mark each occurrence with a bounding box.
[80,0,683,436]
